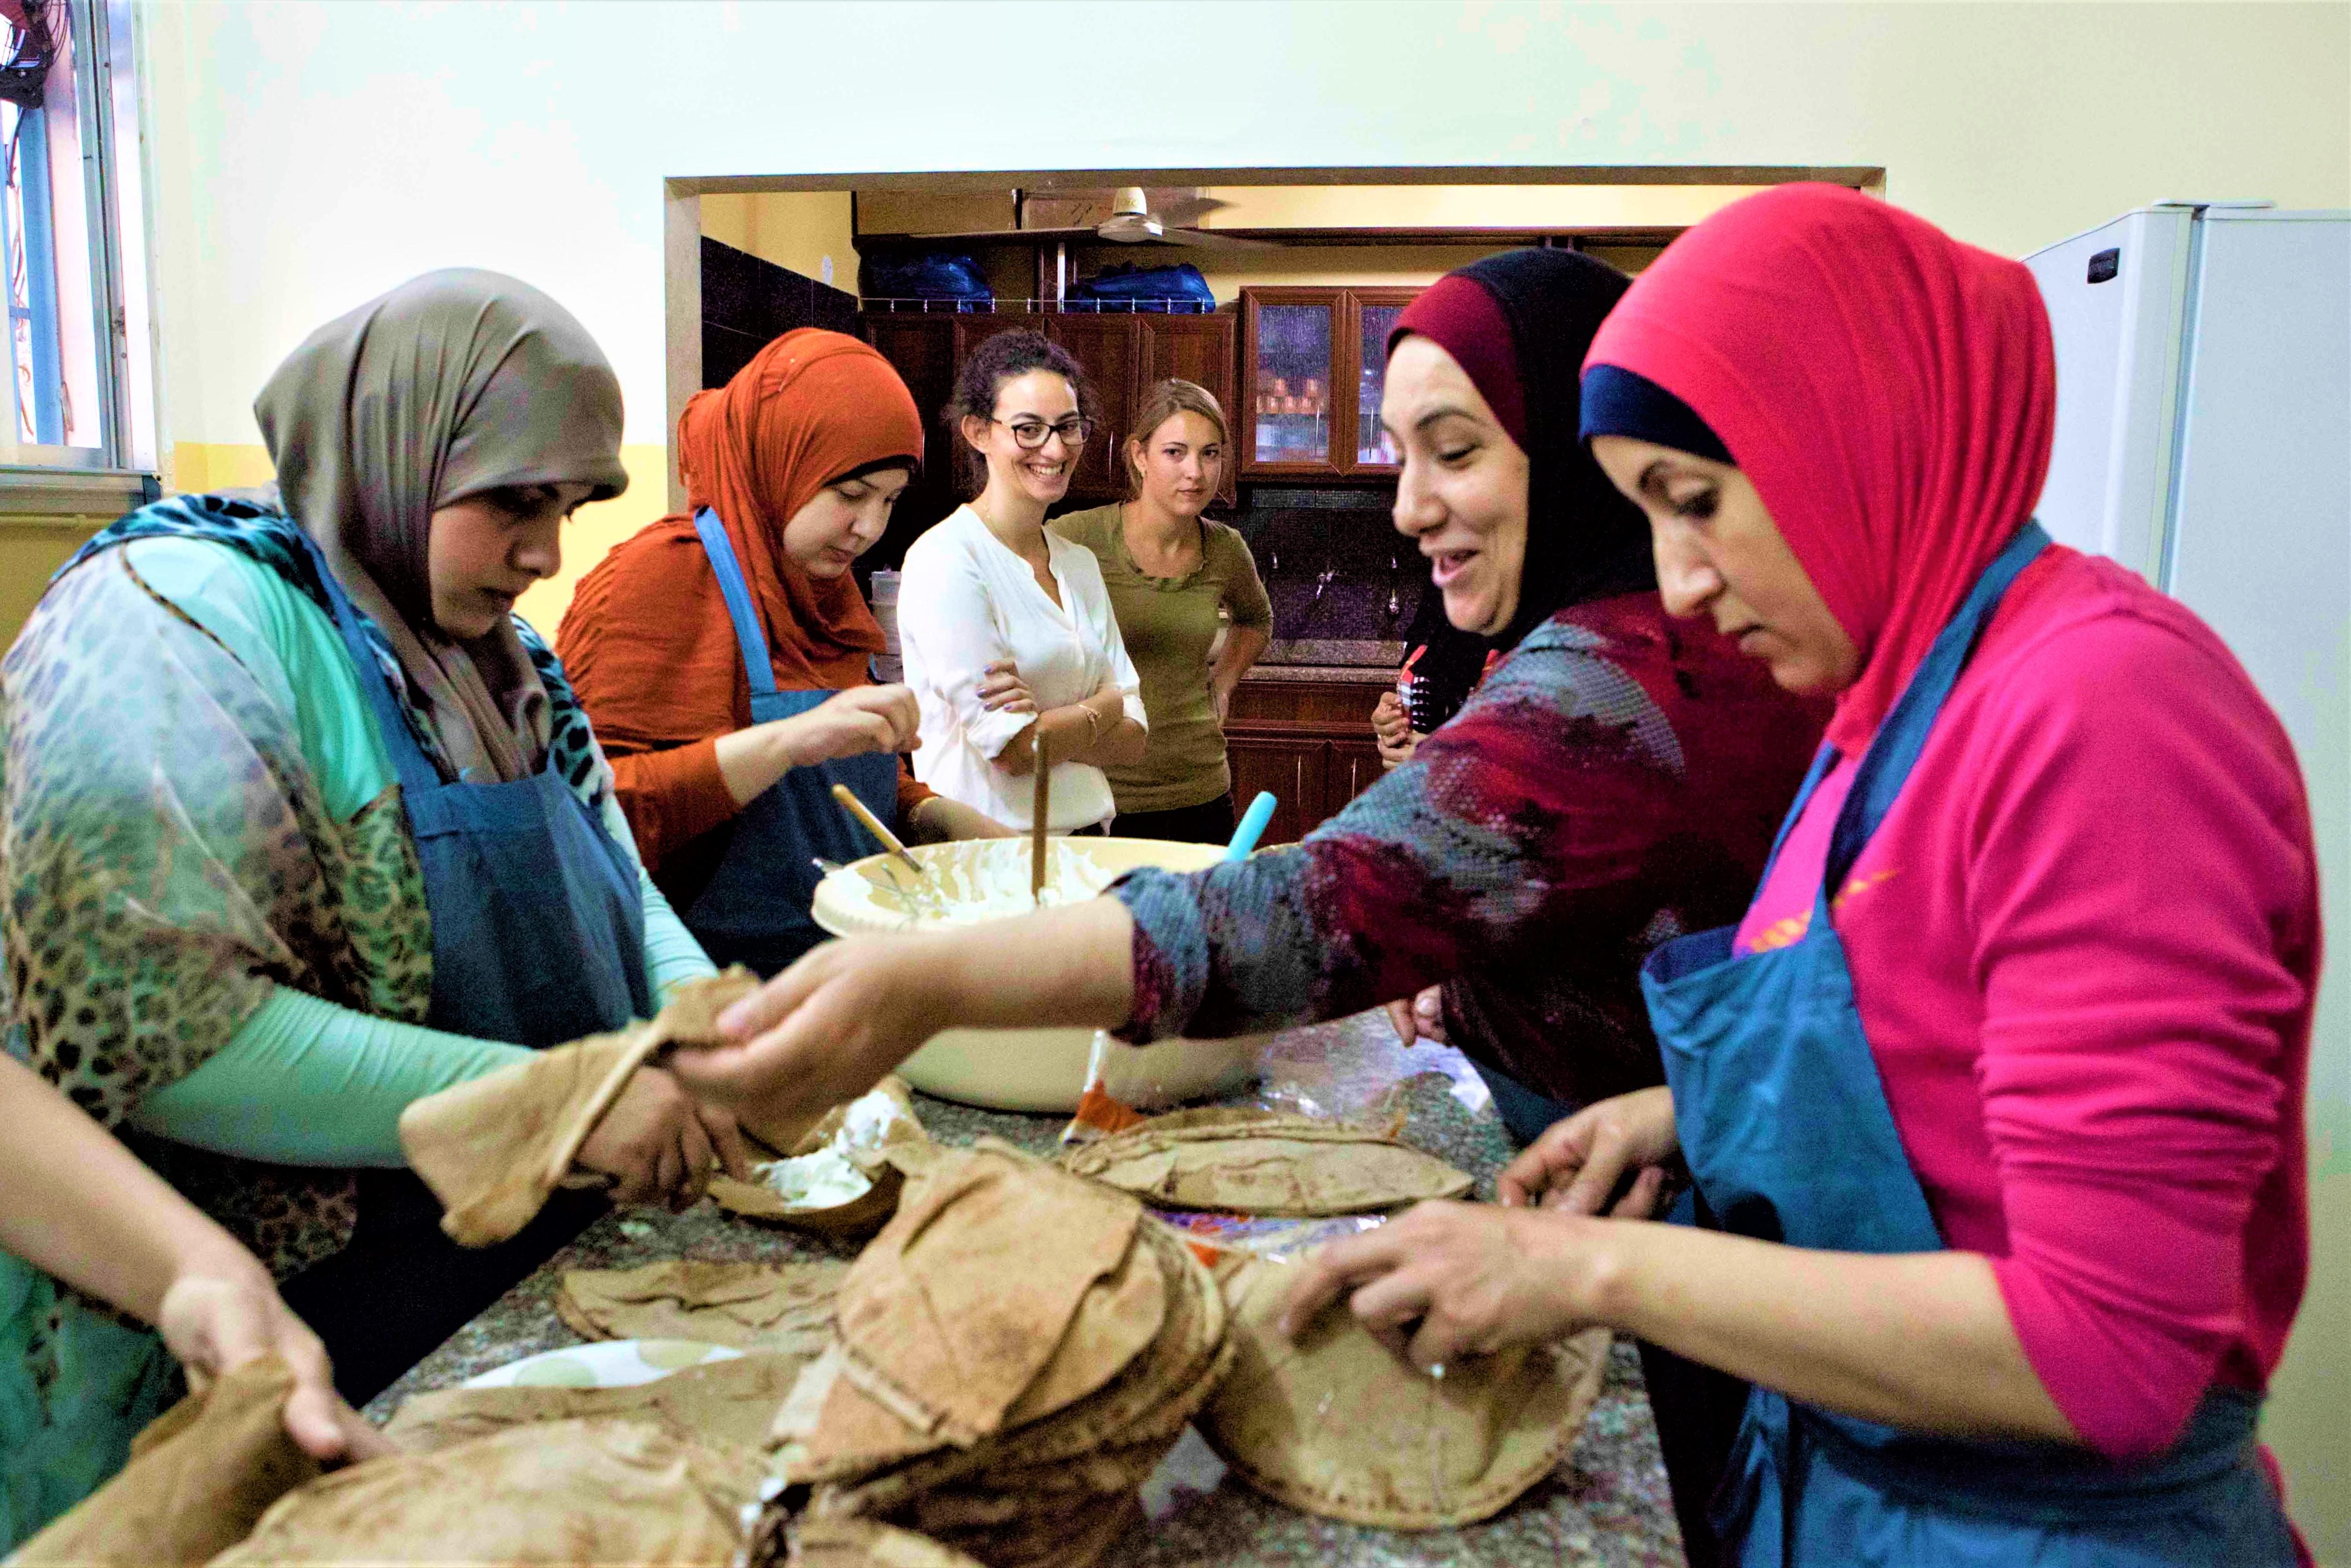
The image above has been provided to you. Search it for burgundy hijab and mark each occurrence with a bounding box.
[1583,185,2056,754]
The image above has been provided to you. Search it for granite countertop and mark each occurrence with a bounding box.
[367,1014,1685,1568]
[1240,662,1398,686]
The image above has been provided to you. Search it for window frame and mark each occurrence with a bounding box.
[0,0,155,492]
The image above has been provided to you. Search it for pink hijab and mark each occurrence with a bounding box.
[1583,184,2056,754]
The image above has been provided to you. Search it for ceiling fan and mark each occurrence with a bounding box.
[904,187,1277,253]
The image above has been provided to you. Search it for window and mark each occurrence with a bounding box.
[0,0,150,476]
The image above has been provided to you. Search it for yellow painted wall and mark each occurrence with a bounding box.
[1190,183,1771,229]
[0,520,106,651]
[699,192,858,289]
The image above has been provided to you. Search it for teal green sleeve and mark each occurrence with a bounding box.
[127,989,531,1167]
[120,536,393,819]
[604,791,718,1002]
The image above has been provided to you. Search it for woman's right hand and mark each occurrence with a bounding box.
[783,684,920,765]
[670,934,955,1136]
[156,1250,392,1465]
[575,1066,751,1211]
[1497,1086,1678,1216]
[1385,985,1447,1046]
[1371,690,1410,744]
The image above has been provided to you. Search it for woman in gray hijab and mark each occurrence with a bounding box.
[0,271,741,1518]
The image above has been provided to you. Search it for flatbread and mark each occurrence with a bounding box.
[398,968,760,1246]
[714,1079,928,1237]
[1058,1110,1472,1216]
[212,1417,759,1565]
[789,1518,987,1568]
[765,1218,1230,1568]
[556,1259,847,1353]
[1197,1258,1611,1529]
[830,1143,1142,1446]
[12,1356,319,1567]
[382,1351,805,1454]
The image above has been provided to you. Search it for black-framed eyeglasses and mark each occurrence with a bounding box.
[994,416,1095,449]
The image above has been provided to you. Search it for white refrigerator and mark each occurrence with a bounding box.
[2026,202,2345,1526]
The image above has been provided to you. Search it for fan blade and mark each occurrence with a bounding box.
[889,227,1095,245]
[1156,227,1281,253]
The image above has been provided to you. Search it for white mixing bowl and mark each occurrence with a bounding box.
[808,837,1269,1113]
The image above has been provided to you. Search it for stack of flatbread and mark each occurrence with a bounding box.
[748,1141,1233,1568]
[1056,1107,1474,1216]
[1197,1258,1612,1528]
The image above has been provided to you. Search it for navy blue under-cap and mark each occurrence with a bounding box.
[1579,363,1735,465]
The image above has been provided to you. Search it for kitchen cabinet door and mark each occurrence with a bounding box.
[1345,289,1417,474]
[1323,736,1386,822]
[1226,734,1327,848]
[1045,316,1141,503]
[1240,290,1337,477]
[1139,313,1239,506]
[858,313,959,564]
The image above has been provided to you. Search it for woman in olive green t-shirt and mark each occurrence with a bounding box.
[1053,379,1272,843]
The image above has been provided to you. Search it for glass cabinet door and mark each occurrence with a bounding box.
[1248,299,1333,467]
[1353,296,1410,467]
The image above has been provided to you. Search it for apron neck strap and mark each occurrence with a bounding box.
[1823,521,2050,894]
[287,525,451,798]
[692,508,780,700]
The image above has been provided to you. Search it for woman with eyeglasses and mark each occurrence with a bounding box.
[896,330,1147,834]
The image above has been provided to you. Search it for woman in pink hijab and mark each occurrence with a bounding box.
[1280,186,2315,1565]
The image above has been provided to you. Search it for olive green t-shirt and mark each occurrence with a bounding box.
[1051,504,1275,813]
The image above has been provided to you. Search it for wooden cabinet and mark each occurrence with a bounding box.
[859,314,959,571]
[862,309,1241,561]
[1226,734,1327,849]
[1137,312,1240,507]
[1238,286,1420,481]
[1043,316,1142,501]
[1223,676,1392,843]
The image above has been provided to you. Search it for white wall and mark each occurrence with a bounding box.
[138,0,2349,447]
[133,2,2351,1550]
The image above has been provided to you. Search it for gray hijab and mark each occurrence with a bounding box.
[253,268,627,783]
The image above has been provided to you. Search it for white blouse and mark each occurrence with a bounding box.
[897,505,1146,831]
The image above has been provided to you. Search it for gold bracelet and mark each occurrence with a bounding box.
[1080,706,1103,748]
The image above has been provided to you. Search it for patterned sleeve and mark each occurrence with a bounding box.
[1,551,424,1125]
[1115,618,1687,1041]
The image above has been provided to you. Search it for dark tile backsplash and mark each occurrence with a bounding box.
[1216,484,1434,653]
[702,237,858,388]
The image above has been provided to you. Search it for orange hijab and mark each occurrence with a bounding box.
[675,329,923,684]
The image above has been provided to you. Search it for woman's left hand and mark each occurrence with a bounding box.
[977,659,1038,715]
[157,1252,394,1464]
[1275,1201,1597,1373]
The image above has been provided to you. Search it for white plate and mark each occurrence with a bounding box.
[461,1338,743,1390]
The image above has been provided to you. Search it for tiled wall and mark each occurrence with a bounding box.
[1215,485,1429,655]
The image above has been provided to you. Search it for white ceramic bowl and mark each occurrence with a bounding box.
[810,837,1269,1113]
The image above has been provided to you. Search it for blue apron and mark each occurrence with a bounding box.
[275,530,652,1403]
[678,509,901,978]
[1638,522,2300,1567]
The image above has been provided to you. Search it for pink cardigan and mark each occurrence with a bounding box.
[1734,547,2316,1461]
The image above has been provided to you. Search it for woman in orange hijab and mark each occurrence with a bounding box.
[560,329,1010,977]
